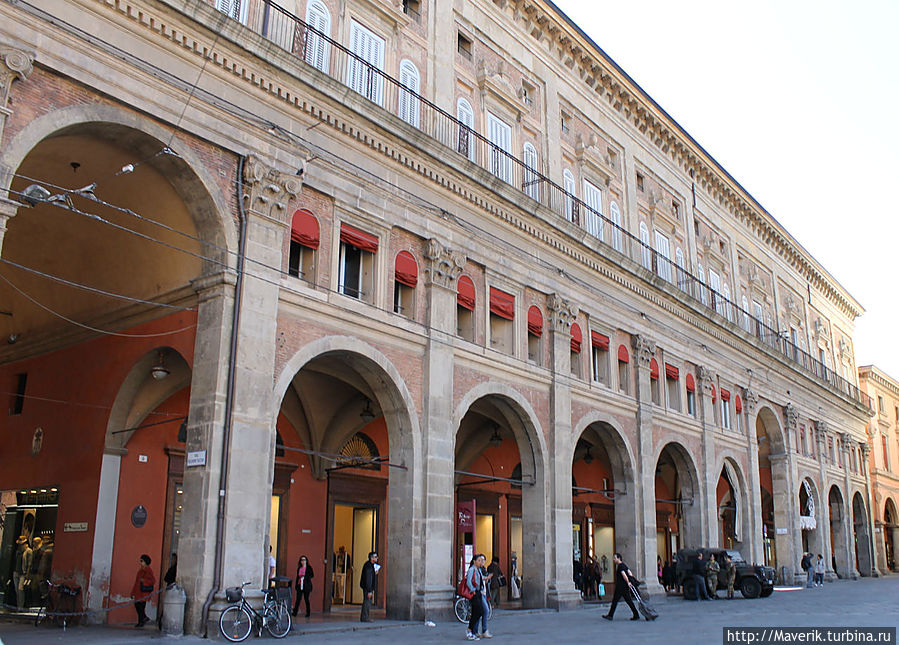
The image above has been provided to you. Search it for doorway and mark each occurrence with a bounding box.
[331,503,378,605]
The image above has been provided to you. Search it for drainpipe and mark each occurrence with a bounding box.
[201,154,248,634]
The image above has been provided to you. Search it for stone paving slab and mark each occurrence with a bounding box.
[1,577,896,645]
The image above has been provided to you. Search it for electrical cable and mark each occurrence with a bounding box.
[0,390,185,415]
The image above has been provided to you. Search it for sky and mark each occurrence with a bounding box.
[551,0,899,381]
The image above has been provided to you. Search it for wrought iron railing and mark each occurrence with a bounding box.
[222,0,871,409]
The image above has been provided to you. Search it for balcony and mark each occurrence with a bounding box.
[221,0,871,410]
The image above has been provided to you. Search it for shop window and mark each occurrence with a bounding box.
[649,358,660,405]
[0,488,59,610]
[591,331,610,385]
[686,373,696,417]
[665,363,680,411]
[10,373,27,415]
[393,251,418,317]
[570,323,582,378]
[489,287,514,353]
[288,210,319,281]
[617,345,629,394]
[527,305,543,365]
[338,223,377,302]
[721,389,731,429]
[457,275,475,341]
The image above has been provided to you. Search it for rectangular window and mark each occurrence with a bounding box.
[583,180,604,241]
[687,390,696,417]
[457,32,472,58]
[10,373,27,415]
[654,230,671,282]
[591,332,610,385]
[709,269,725,317]
[347,21,385,105]
[489,287,514,354]
[487,112,513,184]
[883,435,890,470]
[636,172,644,192]
[721,398,731,430]
[288,244,315,281]
[665,367,680,412]
[878,396,885,413]
[393,281,415,316]
[338,243,374,302]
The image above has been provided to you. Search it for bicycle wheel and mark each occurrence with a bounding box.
[219,605,253,642]
[454,596,471,624]
[264,601,291,638]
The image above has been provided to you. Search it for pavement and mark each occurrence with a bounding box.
[1,576,898,644]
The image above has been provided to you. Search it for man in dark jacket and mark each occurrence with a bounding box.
[602,553,640,621]
[691,552,710,600]
[359,552,379,623]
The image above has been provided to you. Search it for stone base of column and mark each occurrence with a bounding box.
[413,585,454,622]
[545,588,582,610]
[824,571,838,582]
[639,580,665,599]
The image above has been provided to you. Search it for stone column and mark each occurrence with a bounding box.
[814,422,832,579]
[545,295,580,609]
[783,404,802,585]
[415,239,465,620]
[633,335,662,594]
[831,433,852,579]
[698,366,717,547]
[743,389,764,565]
[0,197,18,258]
[179,156,301,633]
[892,527,899,572]
[861,443,877,577]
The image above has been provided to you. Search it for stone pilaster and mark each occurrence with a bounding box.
[633,335,661,593]
[545,295,580,609]
[743,389,765,564]
[814,421,833,580]
[697,366,717,547]
[783,404,802,584]
[416,238,464,620]
[0,44,33,146]
[860,442,876,577]
[180,156,301,633]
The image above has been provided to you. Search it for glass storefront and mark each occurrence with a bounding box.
[0,488,59,612]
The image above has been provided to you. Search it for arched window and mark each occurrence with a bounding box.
[610,201,623,251]
[304,1,332,71]
[639,222,651,269]
[456,98,475,161]
[583,180,604,241]
[289,209,319,281]
[527,305,542,364]
[398,60,421,127]
[340,432,381,471]
[675,247,687,291]
[456,274,475,341]
[522,143,540,201]
[394,250,418,317]
[563,169,577,223]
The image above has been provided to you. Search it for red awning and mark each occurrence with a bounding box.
[340,223,379,253]
[617,345,629,363]
[291,209,320,249]
[570,323,582,353]
[665,363,679,380]
[721,388,731,402]
[685,373,695,392]
[527,306,543,337]
[394,251,418,288]
[457,275,475,311]
[650,358,659,380]
[735,395,743,413]
[591,331,610,350]
[489,287,515,320]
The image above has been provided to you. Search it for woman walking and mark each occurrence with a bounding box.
[130,554,156,628]
[465,554,491,640]
[293,555,314,617]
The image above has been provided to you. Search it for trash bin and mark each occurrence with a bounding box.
[161,584,186,636]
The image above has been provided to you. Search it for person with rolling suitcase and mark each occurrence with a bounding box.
[629,579,659,621]
[602,553,640,621]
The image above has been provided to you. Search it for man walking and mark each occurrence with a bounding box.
[602,553,640,621]
[360,552,379,623]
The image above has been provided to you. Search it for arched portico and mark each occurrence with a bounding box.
[853,491,873,577]
[654,441,702,555]
[798,477,823,564]
[829,485,851,579]
[756,406,790,576]
[713,455,751,555]
[883,498,898,572]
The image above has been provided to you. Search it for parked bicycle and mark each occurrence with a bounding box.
[219,581,291,641]
[34,580,82,630]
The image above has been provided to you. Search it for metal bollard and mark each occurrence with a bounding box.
[161,585,186,636]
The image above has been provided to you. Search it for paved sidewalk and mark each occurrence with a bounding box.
[1,576,896,644]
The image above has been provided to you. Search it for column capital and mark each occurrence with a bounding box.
[784,403,800,432]
[839,432,852,453]
[242,155,303,224]
[0,45,33,105]
[633,335,656,369]
[815,420,829,446]
[548,294,578,333]
[423,238,465,289]
[698,365,714,396]
[860,442,871,458]
[742,387,758,416]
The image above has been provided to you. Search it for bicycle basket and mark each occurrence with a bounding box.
[225,587,243,602]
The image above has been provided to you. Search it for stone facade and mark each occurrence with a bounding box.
[0,0,876,635]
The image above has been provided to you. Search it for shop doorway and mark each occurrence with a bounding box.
[330,503,378,605]
[0,488,58,612]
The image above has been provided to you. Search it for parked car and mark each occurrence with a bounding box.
[675,548,775,599]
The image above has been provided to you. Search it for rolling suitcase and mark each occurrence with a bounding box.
[629,583,658,620]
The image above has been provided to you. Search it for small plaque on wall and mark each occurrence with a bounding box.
[186,450,207,468]
[131,505,148,528]
[64,522,88,532]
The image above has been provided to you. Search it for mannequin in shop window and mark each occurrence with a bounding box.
[14,536,28,610]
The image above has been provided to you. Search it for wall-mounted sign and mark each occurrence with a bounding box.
[64,522,88,532]
[186,450,207,468]
[131,505,148,528]
[776,527,788,535]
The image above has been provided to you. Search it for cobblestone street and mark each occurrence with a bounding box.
[2,576,897,645]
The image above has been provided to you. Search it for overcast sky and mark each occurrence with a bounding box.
[551,0,899,382]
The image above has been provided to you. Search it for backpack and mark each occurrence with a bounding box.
[801,554,811,571]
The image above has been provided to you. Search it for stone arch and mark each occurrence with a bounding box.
[755,404,790,574]
[828,484,850,579]
[755,405,786,454]
[654,440,703,551]
[452,381,548,608]
[883,497,898,572]
[852,491,873,576]
[712,453,751,553]
[272,335,421,619]
[0,103,236,263]
[798,475,824,561]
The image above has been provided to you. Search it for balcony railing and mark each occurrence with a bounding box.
[226,0,872,410]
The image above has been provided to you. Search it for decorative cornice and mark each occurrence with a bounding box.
[548,294,578,332]
[858,365,899,399]
[633,335,656,369]
[242,155,303,224]
[423,238,466,289]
